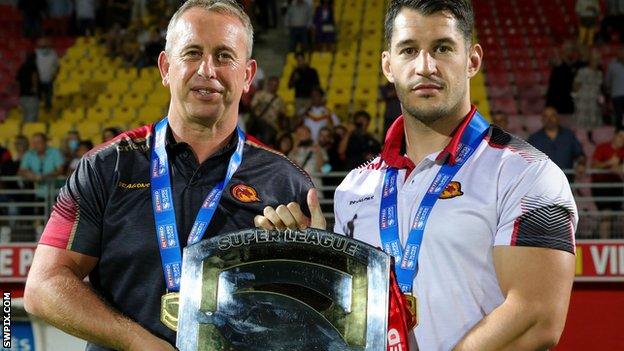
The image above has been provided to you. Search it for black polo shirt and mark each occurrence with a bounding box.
[40,123,314,350]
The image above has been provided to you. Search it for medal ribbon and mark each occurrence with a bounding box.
[379,111,489,293]
[150,117,245,292]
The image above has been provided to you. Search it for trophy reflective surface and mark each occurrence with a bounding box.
[175,228,390,351]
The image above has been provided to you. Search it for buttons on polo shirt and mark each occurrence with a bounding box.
[182,151,190,159]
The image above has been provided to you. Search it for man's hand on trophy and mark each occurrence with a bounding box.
[254,188,327,230]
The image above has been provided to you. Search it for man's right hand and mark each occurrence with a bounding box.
[254,188,326,230]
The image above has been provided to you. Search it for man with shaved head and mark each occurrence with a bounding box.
[24,1,319,350]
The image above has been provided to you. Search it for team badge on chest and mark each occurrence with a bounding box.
[439,181,464,199]
[231,184,261,203]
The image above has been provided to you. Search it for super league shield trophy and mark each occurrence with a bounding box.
[174,228,390,351]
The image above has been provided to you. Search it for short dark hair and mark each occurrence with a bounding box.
[353,110,371,122]
[384,0,474,48]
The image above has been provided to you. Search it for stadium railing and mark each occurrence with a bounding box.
[0,170,623,242]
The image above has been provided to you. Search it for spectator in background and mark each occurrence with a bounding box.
[313,0,336,52]
[249,76,285,146]
[61,130,81,163]
[591,130,624,238]
[18,133,65,202]
[47,0,73,36]
[491,111,509,130]
[102,127,121,142]
[0,144,12,180]
[18,0,45,38]
[277,133,294,155]
[318,126,341,172]
[576,0,601,46]
[601,0,624,43]
[104,23,125,58]
[289,52,320,114]
[338,110,381,169]
[573,51,604,129]
[131,0,149,24]
[35,38,59,112]
[606,46,624,129]
[528,107,584,175]
[120,27,142,68]
[17,52,40,123]
[257,0,278,29]
[0,143,13,216]
[546,42,578,115]
[67,140,93,176]
[7,136,29,176]
[300,88,340,142]
[139,27,165,68]
[285,0,313,53]
[380,82,401,134]
[75,0,97,36]
[289,124,327,196]
[0,136,29,218]
[317,126,344,201]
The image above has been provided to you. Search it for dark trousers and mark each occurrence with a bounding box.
[613,96,624,130]
[289,27,309,52]
[39,82,53,111]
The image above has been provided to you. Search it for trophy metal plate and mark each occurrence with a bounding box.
[176,228,390,351]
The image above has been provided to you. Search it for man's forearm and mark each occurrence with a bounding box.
[25,266,151,350]
[453,298,559,351]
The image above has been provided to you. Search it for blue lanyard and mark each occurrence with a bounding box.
[379,112,489,293]
[150,117,245,292]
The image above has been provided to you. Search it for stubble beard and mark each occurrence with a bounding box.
[395,82,465,126]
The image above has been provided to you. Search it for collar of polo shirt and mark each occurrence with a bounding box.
[381,105,479,169]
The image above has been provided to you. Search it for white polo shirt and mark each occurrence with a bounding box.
[333,108,577,351]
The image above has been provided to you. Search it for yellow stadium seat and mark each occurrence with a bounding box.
[80,56,102,69]
[327,88,350,105]
[311,52,332,67]
[285,53,297,67]
[70,92,94,107]
[107,80,129,94]
[132,80,155,94]
[64,46,87,59]
[52,95,72,110]
[71,68,92,82]
[331,69,354,84]
[7,108,22,121]
[0,120,21,139]
[84,45,106,58]
[75,121,102,139]
[138,106,165,121]
[61,108,85,123]
[111,106,137,123]
[278,89,295,103]
[140,67,162,83]
[146,90,170,108]
[56,81,81,95]
[86,107,111,123]
[96,92,121,109]
[116,68,139,81]
[93,67,116,82]
[22,122,47,136]
[74,36,95,47]
[49,121,74,139]
[354,86,378,102]
[122,92,146,108]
